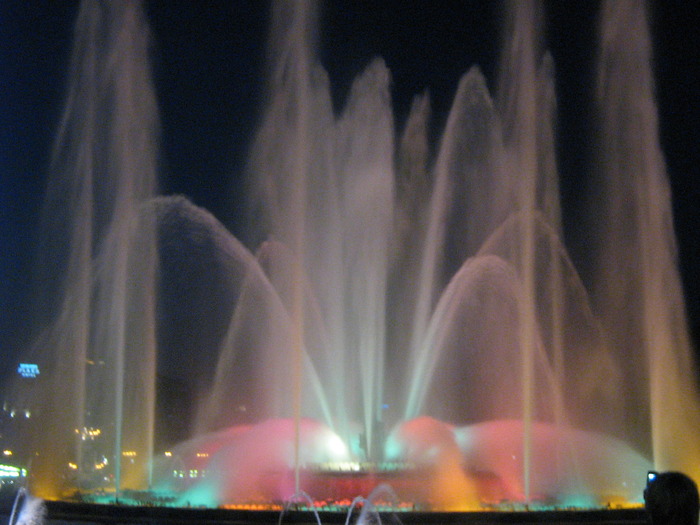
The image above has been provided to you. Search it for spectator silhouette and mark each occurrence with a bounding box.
[645,471,699,525]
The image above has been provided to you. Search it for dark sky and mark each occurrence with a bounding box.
[1,1,699,377]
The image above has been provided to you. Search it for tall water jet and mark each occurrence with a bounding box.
[202,0,396,462]
[497,3,540,501]
[590,0,700,478]
[404,0,562,501]
[13,0,159,498]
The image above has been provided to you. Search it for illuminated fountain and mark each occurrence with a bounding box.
[12,0,700,512]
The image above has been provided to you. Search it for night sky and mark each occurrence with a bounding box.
[1,1,699,381]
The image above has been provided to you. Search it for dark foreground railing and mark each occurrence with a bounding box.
[0,498,649,525]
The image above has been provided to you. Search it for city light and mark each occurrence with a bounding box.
[75,427,102,440]
[172,469,207,479]
[0,464,25,478]
[17,363,40,378]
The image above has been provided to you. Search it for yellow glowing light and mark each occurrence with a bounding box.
[195,452,209,458]
[122,451,137,457]
[3,450,12,456]
[164,451,172,457]
[68,462,78,470]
